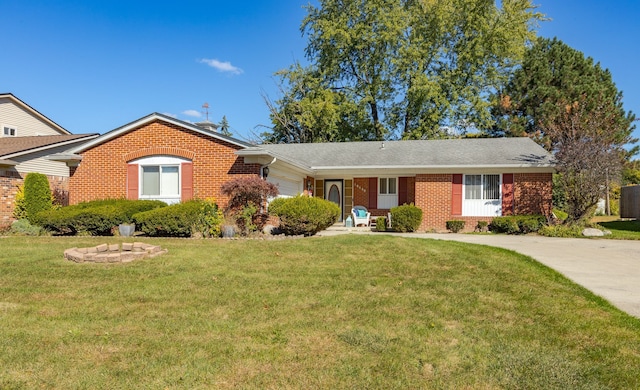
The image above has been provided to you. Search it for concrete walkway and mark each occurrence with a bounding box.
[318,227,640,318]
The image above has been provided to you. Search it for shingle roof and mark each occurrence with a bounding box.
[0,134,98,158]
[239,137,554,170]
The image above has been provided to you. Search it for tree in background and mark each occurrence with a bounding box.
[263,0,542,142]
[491,37,637,155]
[541,96,632,224]
[219,116,232,137]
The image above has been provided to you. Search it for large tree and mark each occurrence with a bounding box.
[491,37,637,155]
[542,96,632,224]
[263,0,542,142]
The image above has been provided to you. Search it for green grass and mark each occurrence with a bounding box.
[1,235,639,389]
[597,219,640,240]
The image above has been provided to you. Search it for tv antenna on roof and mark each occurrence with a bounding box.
[202,102,210,121]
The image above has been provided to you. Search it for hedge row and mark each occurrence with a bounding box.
[133,199,223,237]
[489,215,546,235]
[34,199,167,235]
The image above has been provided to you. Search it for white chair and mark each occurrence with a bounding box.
[351,206,371,227]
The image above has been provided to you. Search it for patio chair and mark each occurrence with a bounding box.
[351,206,371,227]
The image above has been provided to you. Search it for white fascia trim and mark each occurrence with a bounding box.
[2,134,100,159]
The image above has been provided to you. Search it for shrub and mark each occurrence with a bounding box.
[35,199,166,235]
[268,195,340,236]
[376,216,388,232]
[134,200,202,237]
[446,220,465,233]
[23,173,53,224]
[12,185,27,220]
[195,198,224,238]
[489,215,546,235]
[221,176,279,235]
[475,221,488,232]
[538,224,584,238]
[390,204,423,232]
[10,219,43,236]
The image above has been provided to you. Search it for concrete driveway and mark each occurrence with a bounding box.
[318,228,640,318]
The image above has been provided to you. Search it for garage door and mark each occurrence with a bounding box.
[267,176,302,197]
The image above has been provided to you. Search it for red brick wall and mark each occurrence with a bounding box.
[414,172,553,232]
[1,170,69,229]
[415,174,452,231]
[69,120,260,207]
[514,172,553,216]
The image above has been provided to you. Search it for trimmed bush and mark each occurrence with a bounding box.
[489,215,546,235]
[23,173,53,224]
[10,219,43,236]
[134,199,222,237]
[221,177,279,235]
[446,220,465,233]
[268,195,340,236]
[376,216,388,232]
[390,204,423,232]
[475,221,489,232]
[35,199,166,235]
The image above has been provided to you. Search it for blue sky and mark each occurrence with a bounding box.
[3,1,639,144]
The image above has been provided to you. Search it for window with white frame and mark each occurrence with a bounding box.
[378,177,398,209]
[462,174,502,216]
[141,165,179,196]
[132,155,187,203]
[3,126,17,137]
[464,174,500,200]
[379,177,397,195]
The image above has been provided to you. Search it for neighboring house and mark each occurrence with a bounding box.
[61,112,555,232]
[0,93,98,227]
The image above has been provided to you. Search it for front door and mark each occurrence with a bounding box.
[325,180,343,222]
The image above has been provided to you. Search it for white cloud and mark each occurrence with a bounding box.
[182,109,202,118]
[199,58,244,75]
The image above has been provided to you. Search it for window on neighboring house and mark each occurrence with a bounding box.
[3,126,17,137]
[464,174,500,200]
[141,165,180,197]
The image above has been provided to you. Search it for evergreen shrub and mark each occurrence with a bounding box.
[489,215,546,235]
[446,220,465,233]
[35,199,166,235]
[23,173,53,223]
[268,195,340,236]
[390,204,423,232]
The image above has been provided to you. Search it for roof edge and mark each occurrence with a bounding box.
[68,113,253,153]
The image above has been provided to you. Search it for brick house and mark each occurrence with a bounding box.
[60,112,554,232]
[0,93,98,227]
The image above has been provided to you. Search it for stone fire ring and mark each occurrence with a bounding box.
[64,242,167,263]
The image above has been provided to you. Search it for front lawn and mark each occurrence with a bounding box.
[1,236,639,388]
[598,219,640,240]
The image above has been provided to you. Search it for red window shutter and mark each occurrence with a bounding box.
[368,177,377,209]
[398,177,408,205]
[127,164,138,200]
[452,174,463,216]
[502,173,514,216]
[181,162,193,202]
